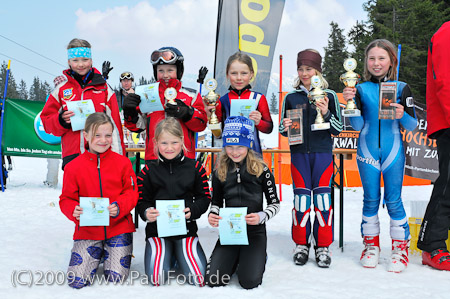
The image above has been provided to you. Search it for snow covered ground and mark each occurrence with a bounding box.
[1,157,448,299]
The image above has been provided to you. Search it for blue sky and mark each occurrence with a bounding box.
[0,0,368,90]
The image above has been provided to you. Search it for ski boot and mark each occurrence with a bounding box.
[360,235,380,268]
[293,244,310,265]
[315,247,331,268]
[422,248,450,271]
[388,239,409,273]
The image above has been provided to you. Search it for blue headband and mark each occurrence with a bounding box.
[68,47,92,59]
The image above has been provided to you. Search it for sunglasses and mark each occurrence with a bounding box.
[150,49,182,65]
[120,72,133,80]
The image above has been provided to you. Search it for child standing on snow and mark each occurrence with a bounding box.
[279,49,342,268]
[41,38,125,170]
[206,116,280,289]
[136,117,210,286]
[60,113,138,289]
[203,51,273,154]
[342,39,417,272]
[123,47,207,161]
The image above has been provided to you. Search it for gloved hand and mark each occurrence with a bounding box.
[102,61,113,80]
[123,93,141,123]
[197,66,208,84]
[165,99,194,122]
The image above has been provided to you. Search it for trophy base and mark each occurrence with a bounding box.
[208,122,222,138]
[311,122,330,131]
[342,109,361,117]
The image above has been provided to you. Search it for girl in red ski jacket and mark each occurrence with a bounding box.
[60,113,138,289]
[41,38,125,169]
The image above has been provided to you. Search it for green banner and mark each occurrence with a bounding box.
[1,98,61,158]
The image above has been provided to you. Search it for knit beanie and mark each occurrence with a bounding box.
[222,116,254,149]
[297,50,322,73]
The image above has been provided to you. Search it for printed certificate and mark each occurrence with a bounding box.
[287,109,303,145]
[136,82,164,113]
[378,82,397,119]
[66,100,95,131]
[79,197,109,227]
[219,207,248,245]
[156,199,187,238]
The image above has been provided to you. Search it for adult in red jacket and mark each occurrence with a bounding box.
[417,21,450,271]
[123,47,207,161]
[41,38,125,169]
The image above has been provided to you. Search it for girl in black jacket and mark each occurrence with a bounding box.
[136,117,210,286]
[206,116,280,289]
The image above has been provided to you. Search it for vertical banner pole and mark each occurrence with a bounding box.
[0,60,11,192]
[278,55,283,201]
[397,44,401,80]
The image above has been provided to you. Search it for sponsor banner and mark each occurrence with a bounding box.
[1,98,61,158]
[214,0,285,97]
[401,102,438,181]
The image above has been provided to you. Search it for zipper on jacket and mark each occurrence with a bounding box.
[236,165,241,183]
[97,155,107,240]
[378,119,381,148]
[236,164,242,207]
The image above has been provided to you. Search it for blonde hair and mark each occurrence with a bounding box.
[363,39,398,81]
[153,117,187,158]
[84,113,114,142]
[67,38,91,50]
[294,49,328,89]
[226,51,254,74]
[215,148,266,182]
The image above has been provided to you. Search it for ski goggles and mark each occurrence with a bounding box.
[67,47,92,59]
[120,72,133,80]
[150,49,183,65]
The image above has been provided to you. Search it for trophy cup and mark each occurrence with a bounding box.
[164,87,177,105]
[204,78,222,138]
[340,58,361,117]
[308,75,330,131]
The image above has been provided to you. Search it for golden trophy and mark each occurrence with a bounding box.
[204,78,222,138]
[164,87,177,105]
[340,58,361,117]
[308,75,330,131]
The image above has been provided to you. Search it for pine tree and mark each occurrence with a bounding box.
[29,77,41,101]
[363,0,450,103]
[0,61,19,99]
[17,80,28,100]
[322,22,349,92]
[348,21,371,78]
[269,93,278,114]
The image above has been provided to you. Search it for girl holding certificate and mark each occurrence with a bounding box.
[136,117,210,286]
[60,113,138,289]
[206,116,280,289]
[41,38,125,169]
[203,52,273,154]
[279,49,342,268]
[342,39,417,272]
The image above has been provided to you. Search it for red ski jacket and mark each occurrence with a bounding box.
[41,68,125,167]
[124,79,207,160]
[427,21,450,138]
[60,149,138,240]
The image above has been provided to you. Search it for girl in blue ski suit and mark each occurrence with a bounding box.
[343,39,417,272]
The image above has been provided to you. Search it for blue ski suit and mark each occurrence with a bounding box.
[351,78,417,240]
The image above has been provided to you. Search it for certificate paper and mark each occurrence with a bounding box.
[136,82,164,113]
[230,99,256,120]
[66,100,96,131]
[219,207,248,245]
[79,197,109,227]
[378,82,397,119]
[156,200,187,238]
[287,109,303,145]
